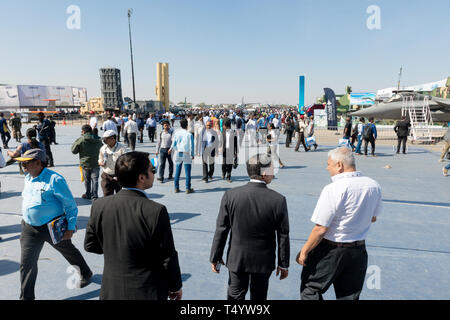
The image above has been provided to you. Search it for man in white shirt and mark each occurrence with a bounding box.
[123,117,139,151]
[146,114,157,143]
[89,112,98,130]
[296,147,381,300]
[246,115,257,147]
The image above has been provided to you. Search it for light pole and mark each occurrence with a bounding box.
[128,8,136,105]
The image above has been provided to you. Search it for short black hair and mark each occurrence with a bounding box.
[369,117,374,122]
[82,125,92,133]
[162,120,170,126]
[180,119,188,129]
[115,152,151,188]
[223,119,231,128]
[246,154,272,179]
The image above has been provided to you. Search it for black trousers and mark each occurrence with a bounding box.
[202,161,215,180]
[227,270,272,301]
[1,131,11,148]
[20,220,92,300]
[101,172,122,197]
[128,133,137,151]
[363,137,375,155]
[139,128,144,143]
[397,136,407,153]
[159,148,174,179]
[222,163,233,180]
[116,126,121,142]
[300,241,368,300]
[41,138,54,166]
[285,131,293,147]
[148,127,156,142]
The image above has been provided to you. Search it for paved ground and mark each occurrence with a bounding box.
[0,124,449,300]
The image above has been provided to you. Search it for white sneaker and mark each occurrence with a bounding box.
[443,167,448,177]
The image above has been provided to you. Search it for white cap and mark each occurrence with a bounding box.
[103,130,117,138]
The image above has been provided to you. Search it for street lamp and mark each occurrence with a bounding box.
[128,8,136,105]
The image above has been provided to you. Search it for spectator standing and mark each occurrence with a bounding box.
[98,130,127,196]
[71,125,103,200]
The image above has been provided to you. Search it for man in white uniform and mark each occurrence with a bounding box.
[296,147,382,300]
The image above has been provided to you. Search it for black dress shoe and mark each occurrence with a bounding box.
[77,271,93,289]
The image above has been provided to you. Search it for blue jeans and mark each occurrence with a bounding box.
[174,163,192,190]
[445,163,450,170]
[355,135,363,154]
[82,167,100,199]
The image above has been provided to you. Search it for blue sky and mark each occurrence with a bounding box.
[1,0,449,105]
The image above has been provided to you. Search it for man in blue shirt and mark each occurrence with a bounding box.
[16,149,92,300]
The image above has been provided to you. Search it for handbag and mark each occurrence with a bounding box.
[338,138,351,149]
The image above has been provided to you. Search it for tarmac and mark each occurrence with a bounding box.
[0,123,449,300]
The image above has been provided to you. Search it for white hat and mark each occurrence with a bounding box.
[103,130,117,138]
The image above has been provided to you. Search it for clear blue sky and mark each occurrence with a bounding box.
[1,0,449,105]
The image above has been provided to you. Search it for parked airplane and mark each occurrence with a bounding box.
[350,92,450,122]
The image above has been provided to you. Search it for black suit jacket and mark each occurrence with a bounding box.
[394,120,411,137]
[221,130,238,164]
[84,189,182,300]
[210,182,290,274]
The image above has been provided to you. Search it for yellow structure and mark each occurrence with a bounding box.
[80,97,104,114]
[156,62,170,112]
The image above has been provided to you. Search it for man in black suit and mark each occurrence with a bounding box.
[394,116,411,154]
[221,119,238,182]
[210,154,290,300]
[84,151,183,300]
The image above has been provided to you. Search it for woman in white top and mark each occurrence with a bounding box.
[267,123,284,168]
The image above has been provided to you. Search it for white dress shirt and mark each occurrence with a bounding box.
[123,119,139,134]
[311,171,382,243]
[102,120,118,133]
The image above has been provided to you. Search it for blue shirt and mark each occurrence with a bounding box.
[171,129,194,157]
[22,168,78,230]
[21,141,45,155]
[362,123,377,139]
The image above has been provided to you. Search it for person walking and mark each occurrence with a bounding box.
[201,120,218,183]
[297,147,382,300]
[0,112,11,149]
[84,151,183,300]
[362,117,377,157]
[295,115,310,152]
[15,149,93,300]
[306,115,318,151]
[194,115,205,157]
[123,116,139,151]
[170,119,195,194]
[7,128,45,175]
[102,115,118,134]
[210,153,290,300]
[115,114,123,142]
[10,113,23,143]
[354,118,365,155]
[285,115,295,148]
[146,113,157,143]
[156,121,174,183]
[394,116,411,154]
[36,112,54,167]
[221,119,238,182]
[267,123,285,168]
[98,130,127,197]
[137,114,145,143]
[71,125,103,200]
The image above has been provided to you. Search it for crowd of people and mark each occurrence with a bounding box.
[0,107,449,300]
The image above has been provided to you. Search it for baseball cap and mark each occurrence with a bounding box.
[103,130,117,139]
[15,149,47,163]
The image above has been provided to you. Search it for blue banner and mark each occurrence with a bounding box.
[299,76,305,113]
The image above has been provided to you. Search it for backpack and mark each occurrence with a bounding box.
[362,124,373,139]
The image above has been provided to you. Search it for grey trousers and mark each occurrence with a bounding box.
[20,220,91,300]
